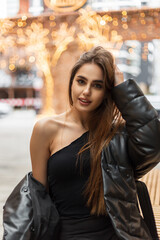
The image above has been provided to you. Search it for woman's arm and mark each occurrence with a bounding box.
[30,119,52,188]
[111,78,160,179]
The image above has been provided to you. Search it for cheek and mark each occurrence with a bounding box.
[96,91,105,103]
[71,82,79,100]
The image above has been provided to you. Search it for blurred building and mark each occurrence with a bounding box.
[117,41,141,81]
[152,40,160,95]
[1,0,160,18]
[88,0,160,11]
[28,0,44,15]
[0,0,160,113]
[0,0,20,18]
[117,40,160,95]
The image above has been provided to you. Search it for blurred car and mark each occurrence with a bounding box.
[0,102,13,118]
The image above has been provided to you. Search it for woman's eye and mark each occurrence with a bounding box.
[77,79,85,84]
[93,84,102,89]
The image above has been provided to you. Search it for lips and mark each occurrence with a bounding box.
[79,98,91,103]
[79,98,91,105]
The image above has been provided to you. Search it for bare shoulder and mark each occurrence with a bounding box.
[32,116,58,141]
[32,112,67,141]
[30,112,67,159]
[30,113,66,187]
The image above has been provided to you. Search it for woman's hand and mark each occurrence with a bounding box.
[114,65,124,87]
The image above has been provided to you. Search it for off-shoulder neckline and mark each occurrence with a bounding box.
[48,131,89,161]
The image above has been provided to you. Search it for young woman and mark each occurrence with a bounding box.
[30,46,160,240]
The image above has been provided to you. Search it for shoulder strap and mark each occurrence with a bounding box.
[136,180,159,240]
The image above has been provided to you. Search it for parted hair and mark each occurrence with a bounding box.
[68,46,124,215]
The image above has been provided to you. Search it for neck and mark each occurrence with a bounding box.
[66,107,89,130]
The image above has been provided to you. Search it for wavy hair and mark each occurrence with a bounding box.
[68,46,124,215]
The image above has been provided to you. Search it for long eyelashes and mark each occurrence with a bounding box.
[77,79,84,84]
[76,79,103,89]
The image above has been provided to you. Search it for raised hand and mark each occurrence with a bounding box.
[114,65,124,87]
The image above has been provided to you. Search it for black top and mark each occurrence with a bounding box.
[47,131,92,218]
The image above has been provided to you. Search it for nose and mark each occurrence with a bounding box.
[83,85,91,96]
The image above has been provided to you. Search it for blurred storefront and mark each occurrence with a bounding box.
[0,0,160,114]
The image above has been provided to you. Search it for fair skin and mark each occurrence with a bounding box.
[30,63,123,187]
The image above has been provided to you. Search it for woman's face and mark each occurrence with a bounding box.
[71,63,106,113]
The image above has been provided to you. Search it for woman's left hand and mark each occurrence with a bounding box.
[114,65,124,86]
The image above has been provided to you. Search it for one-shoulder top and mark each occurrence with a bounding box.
[47,131,92,218]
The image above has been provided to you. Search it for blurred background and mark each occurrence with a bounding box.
[0,0,160,238]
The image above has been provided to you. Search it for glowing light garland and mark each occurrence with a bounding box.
[76,7,123,54]
[0,7,160,113]
[51,23,75,66]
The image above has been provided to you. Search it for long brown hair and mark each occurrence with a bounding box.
[68,46,124,215]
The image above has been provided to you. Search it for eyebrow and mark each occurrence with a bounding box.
[77,75,104,83]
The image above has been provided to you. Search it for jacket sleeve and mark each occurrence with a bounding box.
[111,79,160,179]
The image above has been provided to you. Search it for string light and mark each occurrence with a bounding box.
[140,12,145,17]
[141,19,146,25]
[113,20,118,26]
[50,22,56,27]
[29,56,36,63]
[122,10,127,16]
[49,15,55,21]
[0,7,160,113]
[100,20,106,26]
[122,23,128,29]
[18,22,23,27]
[9,64,16,71]
[51,23,75,66]
[22,15,27,21]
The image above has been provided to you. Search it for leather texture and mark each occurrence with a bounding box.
[101,79,160,240]
[136,180,158,239]
[2,79,160,240]
[3,173,60,240]
[3,174,34,240]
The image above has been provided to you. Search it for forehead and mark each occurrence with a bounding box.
[75,63,103,80]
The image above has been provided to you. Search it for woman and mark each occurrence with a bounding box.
[30,46,160,240]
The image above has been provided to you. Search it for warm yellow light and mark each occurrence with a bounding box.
[0,19,15,35]
[9,64,16,71]
[108,16,112,22]
[122,10,127,16]
[141,20,146,25]
[49,15,55,20]
[23,22,27,27]
[100,20,106,26]
[22,15,27,21]
[18,22,23,27]
[113,18,118,21]
[122,23,128,29]
[29,56,36,63]
[128,48,134,54]
[141,33,147,39]
[140,12,145,17]
[113,21,118,26]
[50,22,56,27]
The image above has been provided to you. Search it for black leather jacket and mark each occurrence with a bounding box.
[3,173,60,240]
[3,79,160,240]
[102,79,160,239]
